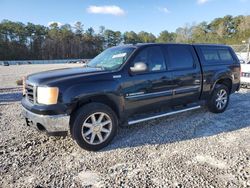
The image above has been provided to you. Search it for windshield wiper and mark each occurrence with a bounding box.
[95,65,106,70]
[83,64,106,70]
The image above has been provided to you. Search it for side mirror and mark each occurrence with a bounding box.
[130,62,148,73]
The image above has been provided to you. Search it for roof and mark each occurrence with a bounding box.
[113,43,229,49]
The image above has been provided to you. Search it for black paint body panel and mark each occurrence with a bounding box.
[21,43,241,123]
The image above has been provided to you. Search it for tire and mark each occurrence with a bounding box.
[71,103,118,151]
[207,84,230,113]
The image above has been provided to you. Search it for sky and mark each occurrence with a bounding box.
[0,0,250,36]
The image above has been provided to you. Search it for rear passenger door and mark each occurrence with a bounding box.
[162,44,202,106]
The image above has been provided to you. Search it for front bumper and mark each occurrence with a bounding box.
[22,107,70,135]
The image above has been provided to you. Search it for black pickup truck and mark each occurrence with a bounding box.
[22,43,240,151]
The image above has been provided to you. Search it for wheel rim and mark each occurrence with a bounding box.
[81,112,112,145]
[215,89,228,110]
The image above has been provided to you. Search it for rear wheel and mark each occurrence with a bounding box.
[72,103,118,151]
[207,84,229,113]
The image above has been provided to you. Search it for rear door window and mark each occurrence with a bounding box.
[200,46,234,64]
[162,45,195,70]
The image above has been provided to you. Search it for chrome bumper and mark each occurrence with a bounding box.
[22,107,70,133]
[241,82,250,87]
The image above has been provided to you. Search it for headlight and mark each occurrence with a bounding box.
[37,87,59,105]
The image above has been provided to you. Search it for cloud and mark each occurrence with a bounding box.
[158,7,170,14]
[197,0,210,4]
[87,5,125,16]
[47,21,63,27]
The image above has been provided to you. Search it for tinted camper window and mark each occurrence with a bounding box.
[200,47,234,64]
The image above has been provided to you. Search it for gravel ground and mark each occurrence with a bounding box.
[0,65,250,187]
[0,64,81,88]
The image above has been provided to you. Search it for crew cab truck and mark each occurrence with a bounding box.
[22,43,241,151]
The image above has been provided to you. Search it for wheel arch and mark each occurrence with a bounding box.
[211,77,233,94]
[70,94,123,126]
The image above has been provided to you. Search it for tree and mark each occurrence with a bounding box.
[157,30,176,43]
[1,15,250,61]
[175,24,194,43]
[0,20,29,60]
[104,29,122,47]
[123,31,139,44]
[191,22,209,43]
[74,21,84,36]
[137,31,156,43]
[26,22,47,59]
[99,26,105,35]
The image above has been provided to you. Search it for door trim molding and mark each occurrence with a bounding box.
[125,90,173,99]
[125,85,200,99]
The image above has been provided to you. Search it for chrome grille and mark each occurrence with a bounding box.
[25,84,35,103]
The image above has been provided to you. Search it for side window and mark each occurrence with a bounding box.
[163,45,195,70]
[218,49,234,61]
[133,48,147,64]
[200,47,234,64]
[201,48,220,61]
[132,46,166,72]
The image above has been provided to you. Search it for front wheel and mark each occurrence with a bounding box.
[72,103,118,151]
[207,84,230,113]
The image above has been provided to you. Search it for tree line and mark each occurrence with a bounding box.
[0,15,250,60]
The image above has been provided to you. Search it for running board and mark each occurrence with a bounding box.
[128,105,201,125]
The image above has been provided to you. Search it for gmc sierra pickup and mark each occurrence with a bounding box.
[22,43,241,151]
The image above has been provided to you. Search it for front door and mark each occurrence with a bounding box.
[122,45,173,116]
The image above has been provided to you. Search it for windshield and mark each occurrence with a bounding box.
[87,47,135,70]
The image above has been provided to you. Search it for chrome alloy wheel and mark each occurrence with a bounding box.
[81,112,112,145]
[215,89,228,110]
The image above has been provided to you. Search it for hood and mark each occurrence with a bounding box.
[27,67,103,86]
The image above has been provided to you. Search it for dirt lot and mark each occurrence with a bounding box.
[0,64,81,88]
[0,65,250,187]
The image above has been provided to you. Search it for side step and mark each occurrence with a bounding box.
[128,105,201,125]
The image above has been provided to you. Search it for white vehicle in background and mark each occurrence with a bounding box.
[237,54,246,64]
[241,63,250,88]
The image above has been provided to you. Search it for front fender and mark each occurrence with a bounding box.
[62,80,124,117]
